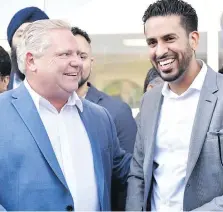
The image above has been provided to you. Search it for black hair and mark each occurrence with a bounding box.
[143,68,160,93]
[143,0,198,34]
[71,27,91,44]
[0,46,11,77]
[219,67,223,74]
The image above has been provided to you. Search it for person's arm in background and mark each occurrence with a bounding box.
[114,102,137,153]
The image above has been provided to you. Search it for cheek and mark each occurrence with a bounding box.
[0,82,3,89]
[148,49,156,61]
[82,63,91,74]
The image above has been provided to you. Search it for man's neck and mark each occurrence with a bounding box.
[77,82,89,98]
[26,78,70,112]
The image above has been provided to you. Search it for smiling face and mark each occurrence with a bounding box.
[26,28,83,100]
[144,15,197,83]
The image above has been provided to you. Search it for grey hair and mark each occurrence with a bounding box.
[17,19,71,74]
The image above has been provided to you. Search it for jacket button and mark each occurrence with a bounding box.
[186,183,190,188]
[66,205,74,211]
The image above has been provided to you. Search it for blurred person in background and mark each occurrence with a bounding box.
[0,46,11,93]
[143,67,163,93]
[72,27,137,154]
[219,67,223,74]
[135,67,163,122]
[7,6,49,90]
[71,27,137,211]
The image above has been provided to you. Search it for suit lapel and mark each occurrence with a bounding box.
[78,102,105,210]
[11,84,68,190]
[185,68,218,183]
[143,86,163,200]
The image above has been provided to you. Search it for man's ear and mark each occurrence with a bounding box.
[90,57,94,71]
[26,52,37,72]
[189,31,199,51]
[91,57,94,64]
[3,76,9,85]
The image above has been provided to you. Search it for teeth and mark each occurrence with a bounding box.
[159,59,174,66]
[65,73,77,76]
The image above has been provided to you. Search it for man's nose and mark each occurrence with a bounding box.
[155,42,168,58]
[70,55,83,69]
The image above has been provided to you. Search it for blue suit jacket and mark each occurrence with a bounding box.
[0,84,131,211]
[86,83,137,153]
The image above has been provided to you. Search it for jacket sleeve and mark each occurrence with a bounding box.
[113,102,137,153]
[103,108,132,185]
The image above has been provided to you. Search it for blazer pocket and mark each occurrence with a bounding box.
[207,130,223,166]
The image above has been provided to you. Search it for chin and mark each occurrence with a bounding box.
[163,74,181,82]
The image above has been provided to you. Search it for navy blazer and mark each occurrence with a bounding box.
[86,83,137,153]
[0,84,131,211]
[7,71,14,90]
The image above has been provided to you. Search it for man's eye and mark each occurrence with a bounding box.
[148,41,156,47]
[166,37,174,42]
[60,53,69,56]
[80,56,87,60]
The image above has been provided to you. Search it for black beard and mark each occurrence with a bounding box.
[154,45,193,82]
[11,46,25,81]
[78,73,90,88]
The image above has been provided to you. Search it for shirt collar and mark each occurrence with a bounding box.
[162,60,207,98]
[24,79,83,112]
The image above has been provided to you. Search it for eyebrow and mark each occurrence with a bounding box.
[80,52,88,55]
[163,33,177,38]
[146,33,177,41]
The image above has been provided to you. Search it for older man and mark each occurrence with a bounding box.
[0,19,130,211]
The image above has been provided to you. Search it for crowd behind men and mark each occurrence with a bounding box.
[0,0,223,211]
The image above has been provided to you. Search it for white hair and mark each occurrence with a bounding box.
[16,19,71,74]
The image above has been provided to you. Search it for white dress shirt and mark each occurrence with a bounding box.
[151,61,207,212]
[24,80,99,211]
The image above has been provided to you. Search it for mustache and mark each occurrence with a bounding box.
[155,52,177,61]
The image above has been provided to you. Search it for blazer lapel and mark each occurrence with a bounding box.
[143,86,163,201]
[185,68,218,183]
[78,102,105,210]
[11,84,68,190]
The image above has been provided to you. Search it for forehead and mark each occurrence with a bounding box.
[49,29,78,50]
[144,15,185,38]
